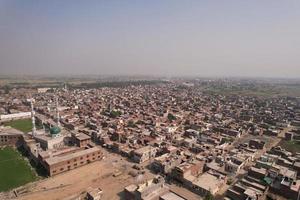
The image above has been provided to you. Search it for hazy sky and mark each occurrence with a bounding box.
[0,0,300,77]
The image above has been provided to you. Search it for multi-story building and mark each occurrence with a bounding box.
[40,146,103,176]
[0,127,23,147]
[132,146,157,163]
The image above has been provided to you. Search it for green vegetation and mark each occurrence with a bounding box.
[136,120,144,125]
[0,147,37,192]
[127,120,137,128]
[227,177,234,185]
[110,110,122,118]
[204,82,300,97]
[204,191,214,200]
[167,113,176,121]
[223,137,234,143]
[3,119,33,133]
[278,140,300,154]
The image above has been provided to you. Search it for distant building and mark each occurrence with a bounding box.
[0,112,31,122]
[37,88,51,93]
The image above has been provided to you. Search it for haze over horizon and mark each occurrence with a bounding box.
[0,1,300,78]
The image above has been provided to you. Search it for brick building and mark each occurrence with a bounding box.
[41,146,103,176]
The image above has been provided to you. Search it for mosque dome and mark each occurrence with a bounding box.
[50,126,61,135]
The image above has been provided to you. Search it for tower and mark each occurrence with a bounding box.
[64,82,68,92]
[56,96,61,127]
[31,99,36,136]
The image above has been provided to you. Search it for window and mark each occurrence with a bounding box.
[60,168,64,171]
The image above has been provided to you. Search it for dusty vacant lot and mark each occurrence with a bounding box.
[14,150,153,200]
[2,147,204,200]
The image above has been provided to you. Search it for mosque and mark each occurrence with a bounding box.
[29,97,65,150]
[23,96,103,177]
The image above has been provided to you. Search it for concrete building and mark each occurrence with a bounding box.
[124,176,168,200]
[225,156,249,174]
[151,153,182,174]
[226,167,268,200]
[132,146,157,163]
[249,139,265,150]
[72,132,91,147]
[34,133,65,150]
[0,127,23,147]
[185,170,227,197]
[86,187,103,200]
[172,159,205,183]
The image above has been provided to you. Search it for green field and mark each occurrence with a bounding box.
[3,119,33,133]
[0,147,37,192]
[278,140,300,154]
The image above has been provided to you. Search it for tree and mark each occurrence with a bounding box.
[204,191,214,200]
[167,113,176,121]
[110,110,122,118]
[4,85,10,94]
[127,120,136,128]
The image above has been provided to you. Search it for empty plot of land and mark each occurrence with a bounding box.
[7,149,207,200]
[15,152,154,200]
[278,140,300,154]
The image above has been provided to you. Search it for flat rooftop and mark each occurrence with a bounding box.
[192,172,224,193]
[134,145,154,154]
[160,192,187,200]
[0,127,23,135]
[45,146,101,166]
[74,133,90,140]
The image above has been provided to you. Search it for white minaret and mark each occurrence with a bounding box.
[64,83,68,92]
[42,120,46,133]
[31,99,36,136]
[56,96,61,127]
